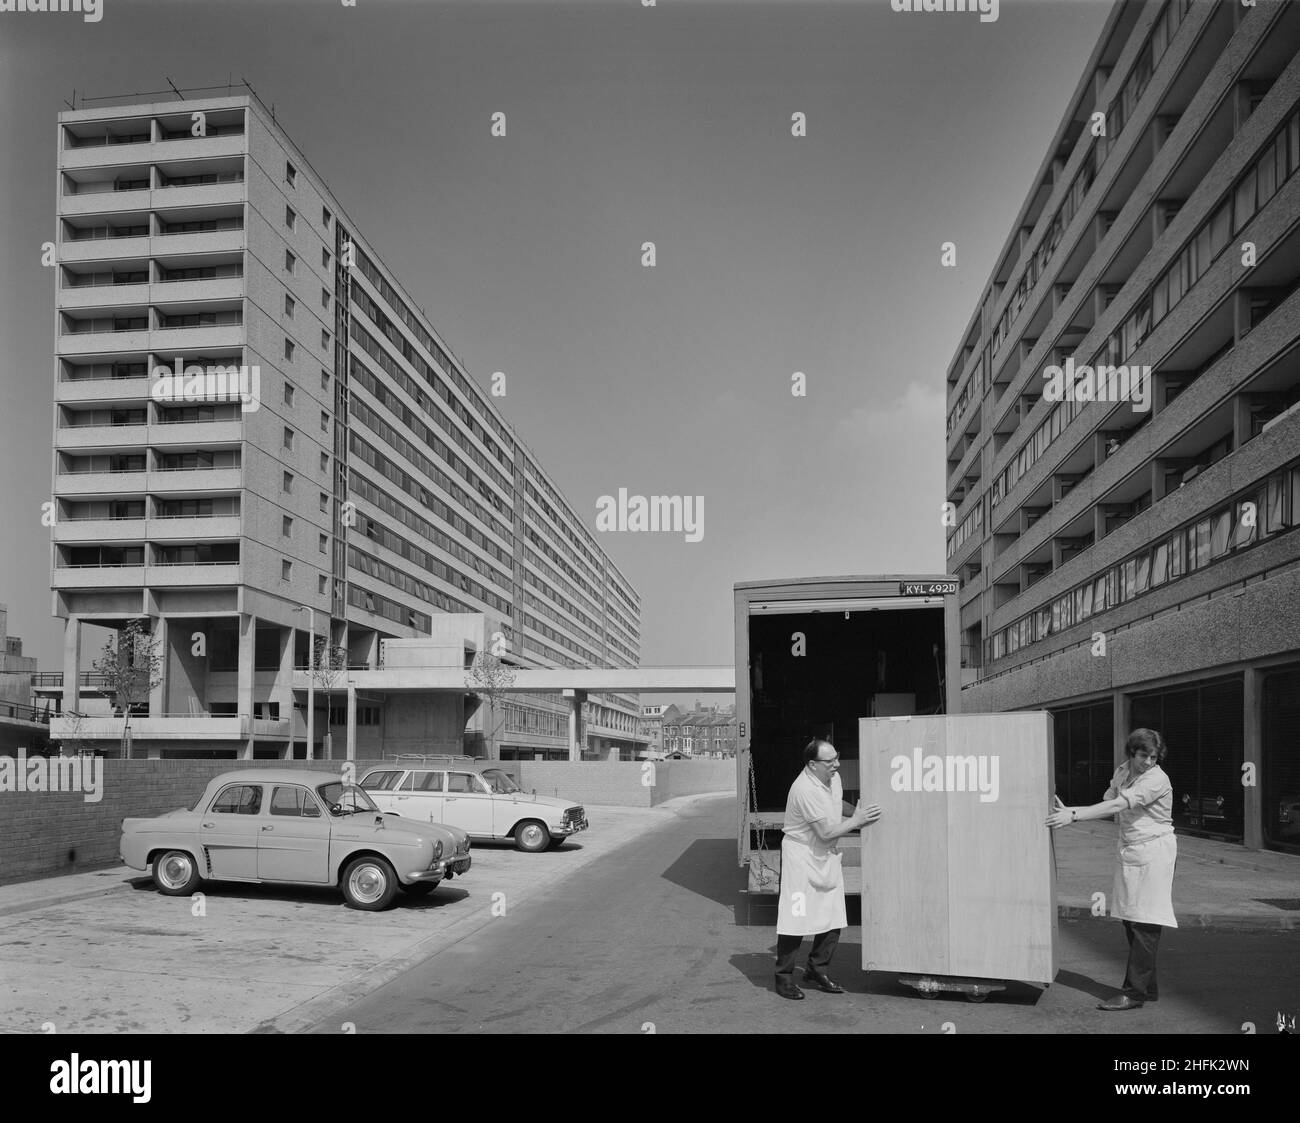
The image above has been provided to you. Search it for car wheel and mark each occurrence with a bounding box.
[152,849,201,896]
[402,882,437,897]
[341,856,399,910]
[514,820,550,852]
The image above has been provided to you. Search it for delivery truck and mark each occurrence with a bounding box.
[734,573,961,896]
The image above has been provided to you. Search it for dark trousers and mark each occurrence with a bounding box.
[775,929,840,984]
[1121,920,1162,1002]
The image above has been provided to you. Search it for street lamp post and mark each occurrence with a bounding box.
[294,606,315,762]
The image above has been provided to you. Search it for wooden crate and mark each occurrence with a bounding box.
[859,713,1057,985]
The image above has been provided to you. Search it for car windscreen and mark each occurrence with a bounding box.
[316,781,380,815]
[482,769,520,794]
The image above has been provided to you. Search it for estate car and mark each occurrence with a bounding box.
[360,762,588,852]
[120,769,472,910]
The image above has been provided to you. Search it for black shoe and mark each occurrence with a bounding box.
[804,970,845,994]
[1098,995,1144,1011]
[775,980,805,1000]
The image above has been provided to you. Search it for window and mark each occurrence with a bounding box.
[1151,540,1169,587]
[272,786,322,818]
[284,294,295,318]
[447,772,484,794]
[321,329,330,350]
[281,559,293,580]
[360,770,403,791]
[321,287,330,309]
[283,382,295,406]
[413,771,444,792]
[322,207,332,228]
[322,248,331,269]
[320,369,330,391]
[283,426,294,450]
[285,249,296,274]
[319,491,329,512]
[283,470,294,492]
[284,338,295,361]
[320,451,329,473]
[211,785,262,815]
[285,205,297,230]
[1210,507,1232,559]
[319,533,327,553]
[285,162,297,187]
[283,515,293,536]
[318,574,328,594]
[321,409,329,432]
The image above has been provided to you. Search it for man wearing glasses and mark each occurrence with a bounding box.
[775,738,882,1000]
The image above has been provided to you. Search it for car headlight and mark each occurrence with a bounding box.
[434,840,444,860]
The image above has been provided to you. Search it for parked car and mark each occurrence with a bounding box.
[360,762,588,852]
[120,769,472,911]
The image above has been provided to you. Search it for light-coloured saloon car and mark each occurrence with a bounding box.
[360,763,588,852]
[120,769,472,910]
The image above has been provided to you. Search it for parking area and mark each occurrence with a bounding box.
[0,801,685,1034]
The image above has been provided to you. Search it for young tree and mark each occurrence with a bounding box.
[311,637,349,757]
[465,649,516,759]
[93,618,163,759]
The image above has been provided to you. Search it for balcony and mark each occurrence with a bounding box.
[150,276,244,304]
[59,235,150,265]
[148,323,244,353]
[51,564,145,589]
[152,180,245,209]
[49,712,249,741]
[58,328,150,356]
[56,423,147,451]
[146,515,241,540]
[56,469,147,496]
[150,228,244,258]
[60,187,151,217]
[59,281,150,310]
[145,563,241,587]
[56,377,152,405]
[53,518,146,543]
[147,467,242,493]
[148,420,243,447]
[60,132,246,172]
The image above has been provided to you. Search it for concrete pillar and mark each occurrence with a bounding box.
[346,680,357,761]
[1112,688,1131,768]
[237,613,255,760]
[278,624,295,758]
[149,616,168,718]
[62,617,81,716]
[1242,666,1263,851]
[563,688,586,762]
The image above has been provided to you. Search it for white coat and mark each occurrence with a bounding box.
[1106,762,1178,929]
[776,768,848,936]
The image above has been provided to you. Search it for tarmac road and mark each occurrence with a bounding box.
[309,793,1300,1034]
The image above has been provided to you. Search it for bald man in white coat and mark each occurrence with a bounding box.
[775,739,881,1000]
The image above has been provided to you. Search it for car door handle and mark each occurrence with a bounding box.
[261,825,274,831]
[202,822,215,828]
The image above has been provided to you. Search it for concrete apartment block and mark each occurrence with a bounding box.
[945,0,1300,852]
[45,92,644,765]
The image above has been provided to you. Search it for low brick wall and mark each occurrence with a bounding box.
[0,757,736,885]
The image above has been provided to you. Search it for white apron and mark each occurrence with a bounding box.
[777,835,847,935]
[1112,833,1178,928]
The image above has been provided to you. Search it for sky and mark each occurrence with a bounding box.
[0,0,1113,699]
